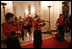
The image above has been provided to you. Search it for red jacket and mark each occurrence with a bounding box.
[2,22,24,38]
[56,18,63,25]
[15,20,24,30]
[19,22,24,30]
[32,21,45,31]
[2,23,18,38]
[26,17,32,25]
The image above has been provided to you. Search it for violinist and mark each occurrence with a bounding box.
[25,15,32,36]
[22,16,29,39]
[32,15,45,48]
[69,15,71,33]
[2,13,21,48]
[56,14,65,40]
[18,16,23,22]
[15,16,25,40]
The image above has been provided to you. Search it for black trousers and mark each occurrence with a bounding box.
[23,25,31,35]
[58,25,64,40]
[69,23,71,32]
[7,37,21,48]
[34,30,42,48]
[23,26,28,29]
[27,25,31,34]
[21,30,24,40]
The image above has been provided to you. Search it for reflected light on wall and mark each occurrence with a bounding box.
[41,1,53,8]
[1,1,9,3]
[31,6,35,14]
[25,9,28,16]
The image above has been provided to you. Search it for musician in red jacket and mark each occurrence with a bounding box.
[14,16,24,39]
[32,15,45,48]
[25,15,33,36]
[56,14,64,40]
[18,21,25,40]
[2,13,21,48]
[17,17,25,40]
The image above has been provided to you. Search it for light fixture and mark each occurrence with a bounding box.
[41,1,53,32]
[41,1,53,8]
[1,2,7,21]
[48,6,51,31]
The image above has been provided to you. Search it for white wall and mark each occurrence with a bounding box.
[13,1,40,18]
[12,1,64,31]
[2,1,70,32]
[68,1,71,16]
[53,1,62,30]
[13,1,34,18]
[41,1,63,31]
[13,2,24,18]
[1,1,14,14]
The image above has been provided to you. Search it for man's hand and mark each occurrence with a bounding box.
[15,31,21,34]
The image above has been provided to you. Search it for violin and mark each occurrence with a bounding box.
[8,22,17,26]
[37,19,49,23]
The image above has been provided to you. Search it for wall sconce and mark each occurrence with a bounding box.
[41,1,53,32]
[28,4,31,15]
[1,2,7,21]
[25,4,32,17]
[48,6,51,31]
[25,4,35,17]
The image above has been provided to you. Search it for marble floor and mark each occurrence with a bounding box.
[1,29,71,48]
